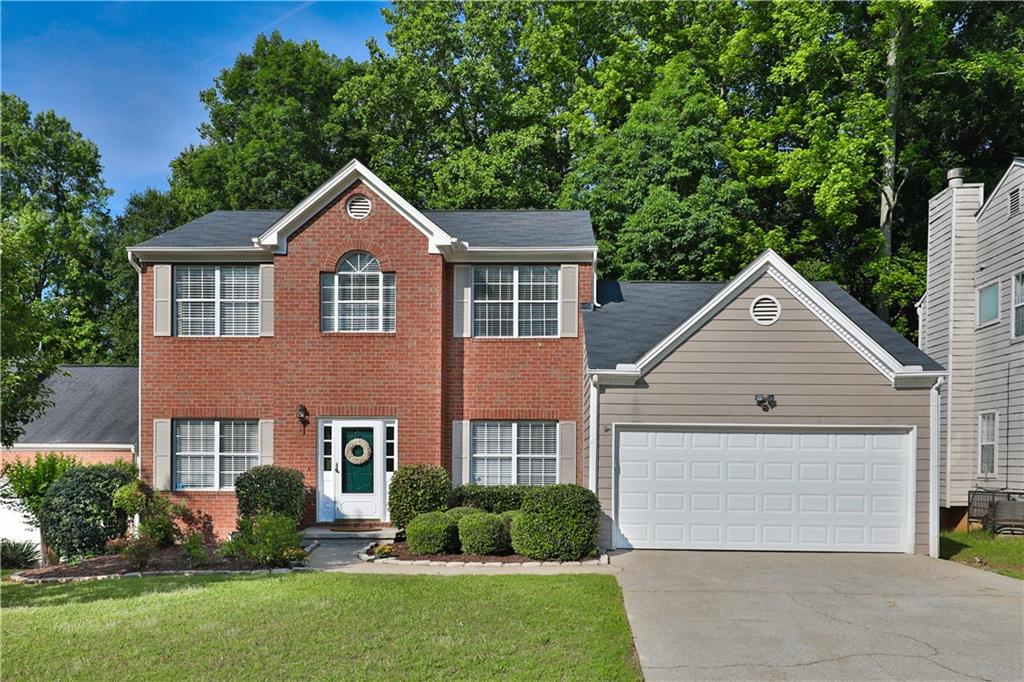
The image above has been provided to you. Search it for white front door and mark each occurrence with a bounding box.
[615,427,914,553]
[317,419,386,521]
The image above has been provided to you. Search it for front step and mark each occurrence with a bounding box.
[303,526,398,541]
[316,520,392,531]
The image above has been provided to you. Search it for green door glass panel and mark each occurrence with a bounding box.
[341,427,374,494]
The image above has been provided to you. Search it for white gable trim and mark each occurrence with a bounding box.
[254,159,455,255]
[975,157,1022,220]
[628,249,914,384]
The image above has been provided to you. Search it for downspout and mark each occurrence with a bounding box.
[929,376,945,558]
[588,375,599,492]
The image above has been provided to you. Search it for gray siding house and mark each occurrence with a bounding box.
[919,160,1024,526]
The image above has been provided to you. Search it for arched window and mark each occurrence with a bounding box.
[320,251,396,332]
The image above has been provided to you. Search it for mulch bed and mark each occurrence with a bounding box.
[16,545,259,579]
[382,542,532,563]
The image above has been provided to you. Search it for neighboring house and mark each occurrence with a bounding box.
[128,159,945,555]
[918,160,1024,527]
[1,366,137,544]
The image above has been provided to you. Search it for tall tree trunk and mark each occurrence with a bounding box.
[877,10,908,321]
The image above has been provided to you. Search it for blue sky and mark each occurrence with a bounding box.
[2,1,389,214]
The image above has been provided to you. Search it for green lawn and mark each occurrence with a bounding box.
[1,573,639,681]
[940,529,1024,580]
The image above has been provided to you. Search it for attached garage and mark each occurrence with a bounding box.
[614,426,914,552]
[583,251,944,556]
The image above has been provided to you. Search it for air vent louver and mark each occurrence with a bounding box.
[750,295,781,326]
[347,195,372,220]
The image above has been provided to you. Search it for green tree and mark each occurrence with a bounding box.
[0,453,79,564]
[1,92,113,363]
[169,31,367,213]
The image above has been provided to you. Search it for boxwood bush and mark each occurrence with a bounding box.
[458,513,509,555]
[39,464,136,560]
[510,484,601,561]
[445,506,483,521]
[451,485,529,513]
[500,509,522,533]
[235,465,306,523]
[406,511,458,555]
[388,465,450,528]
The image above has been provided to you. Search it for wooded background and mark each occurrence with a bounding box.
[3,1,1022,443]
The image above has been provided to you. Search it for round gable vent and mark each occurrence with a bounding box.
[347,195,372,220]
[750,295,781,326]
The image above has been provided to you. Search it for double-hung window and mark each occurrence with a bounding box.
[173,419,258,490]
[321,251,396,332]
[978,411,997,476]
[174,265,259,336]
[1013,272,1024,339]
[977,281,999,327]
[470,421,557,486]
[472,265,558,337]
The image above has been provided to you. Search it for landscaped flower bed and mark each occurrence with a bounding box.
[12,543,261,579]
[372,541,535,563]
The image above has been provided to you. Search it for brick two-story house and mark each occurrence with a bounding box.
[126,160,945,555]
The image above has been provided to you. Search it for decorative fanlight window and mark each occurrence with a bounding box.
[320,251,395,332]
[346,194,372,219]
[750,295,782,326]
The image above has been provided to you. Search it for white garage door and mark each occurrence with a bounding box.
[615,428,913,552]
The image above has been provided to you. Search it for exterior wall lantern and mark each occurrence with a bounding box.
[755,394,776,412]
[297,404,310,430]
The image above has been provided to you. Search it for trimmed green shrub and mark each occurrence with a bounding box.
[500,510,522,533]
[235,465,306,523]
[451,485,529,513]
[458,513,509,555]
[388,465,450,528]
[445,506,483,522]
[406,511,458,555]
[120,535,157,571]
[510,484,601,561]
[113,480,183,547]
[233,511,305,567]
[182,532,208,568]
[39,464,136,560]
[1,538,40,568]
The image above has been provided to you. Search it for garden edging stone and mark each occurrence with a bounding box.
[9,565,313,585]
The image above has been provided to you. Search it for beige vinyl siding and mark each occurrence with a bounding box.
[945,184,984,506]
[975,163,1024,490]
[923,189,953,366]
[595,275,933,553]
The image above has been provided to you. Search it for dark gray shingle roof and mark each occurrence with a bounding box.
[584,281,943,371]
[16,366,138,445]
[423,210,595,247]
[132,209,595,249]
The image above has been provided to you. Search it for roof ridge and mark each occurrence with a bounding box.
[422,208,586,213]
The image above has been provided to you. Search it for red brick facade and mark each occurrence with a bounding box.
[139,181,589,536]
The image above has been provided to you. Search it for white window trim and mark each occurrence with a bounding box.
[977,410,998,477]
[975,280,1001,329]
[470,421,559,486]
[471,265,561,338]
[173,419,259,492]
[174,265,260,337]
[322,256,395,334]
[1012,271,1024,340]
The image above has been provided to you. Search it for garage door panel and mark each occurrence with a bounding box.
[615,428,911,552]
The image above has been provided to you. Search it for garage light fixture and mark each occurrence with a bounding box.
[755,394,776,411]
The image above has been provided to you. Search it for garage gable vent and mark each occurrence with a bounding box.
[347,195,372,220]
[750,295,781,326]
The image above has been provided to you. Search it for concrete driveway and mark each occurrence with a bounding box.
[614,551,1023,681]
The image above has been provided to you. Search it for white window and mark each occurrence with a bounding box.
[977,282,999,326]
[978,411,997,476]
[321,251,395,332]
[1013,272,1024,339]
[174,265,259,336]
[472,266,558,337]
[174,419,258,490]
[470,421,557,486]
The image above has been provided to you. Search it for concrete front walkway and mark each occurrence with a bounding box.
[614,551,1023,681]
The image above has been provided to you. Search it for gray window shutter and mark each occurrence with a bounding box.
[259,264,274,336]
[452,420,470,485]
[153,419,172,490]
[453,265,472,337]
[153,265,172,336]
[258,419,274,465]
[558,421,576,484]
[559,265,579,337]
